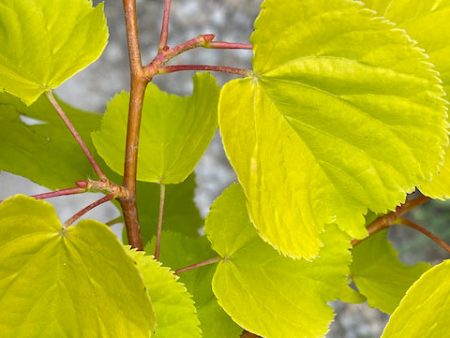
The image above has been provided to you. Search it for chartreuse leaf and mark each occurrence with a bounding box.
[361,0,450,198]
[127,248,201,338]
[146,233,242,338]
[137,175,202,243]
[205,184,356,337]
[219,0,447,259]
[351,230,431,314]
[0,93,101,189]
[0,0,108,105]
[93,73,220,184]
[0,195,155,337]
[382,259,450,338]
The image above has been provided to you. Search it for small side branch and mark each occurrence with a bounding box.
[159,64,251,77]
[154,183,166,260]
[175,257,221,275]
[159,0,172,51]
[30,187,86,200]
[352,194,430,246]
[65,193,115,226]
[46,91,106,180]
[0,186,86,204]
[399,218,450,254]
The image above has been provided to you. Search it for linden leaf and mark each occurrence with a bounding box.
[0,0,108,105]
[382,259,450,338]
[0,195,155,337]
[205,184,355,337]
[362,0,450,199]
[219,0,447,258]
[127,249,201,338]
[146,232,242,338]
[352,230,431,314]
[93,73,220,184]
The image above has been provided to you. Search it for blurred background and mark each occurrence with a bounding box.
[1,1,449,337]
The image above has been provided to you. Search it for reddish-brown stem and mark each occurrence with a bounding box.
[31,187,86,200]
[121,0,146,250]
[154,183,166,260]
[352,194,431,246]
[159,0,172,52]
[205,41,253,50]
[65,193,115,226]
[46,91,106,180]
[399,218,450,254]
[159,64,251,76]
[123,0,143,76]
[241,332,260,338]
[175,257,221,275]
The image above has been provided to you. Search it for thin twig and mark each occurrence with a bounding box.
[352,194,430,246]
[175,257,221,275]
[121,0,146,250]
[46,91,106,180]
[0,187,86,204]
[399,218,450,255]
[154,183,166,260]
[144,34,215,79]
[30,187,86,200]
[159,64,251,76]
[205,41,253,50]
[65,193,115,226]
[159,0,172,51]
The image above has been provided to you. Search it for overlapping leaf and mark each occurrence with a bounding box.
[93,73,220,184]
[0,195,155,337]
[219,0,447,259]
[362,0,450,198]
[382,259,450,337]
[127,249,201,338]
[0,0,108,105]
[352,230,430,313]
[0,93,101,189]
[146,233,242,338]
[205,184,356,337]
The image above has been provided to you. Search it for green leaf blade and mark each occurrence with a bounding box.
[146,233,242,338]
[351,230,431,314]
[362,0,450,199]
[381,259,450,338]
[0,0,108,105]
[93,73,220,184]
[219,0,448,258]
[0,93,101,189]
[127,249,201,338]
[205,184,355,337]
[0,195,155,338]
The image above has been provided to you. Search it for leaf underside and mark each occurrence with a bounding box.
[351,230,430,314]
